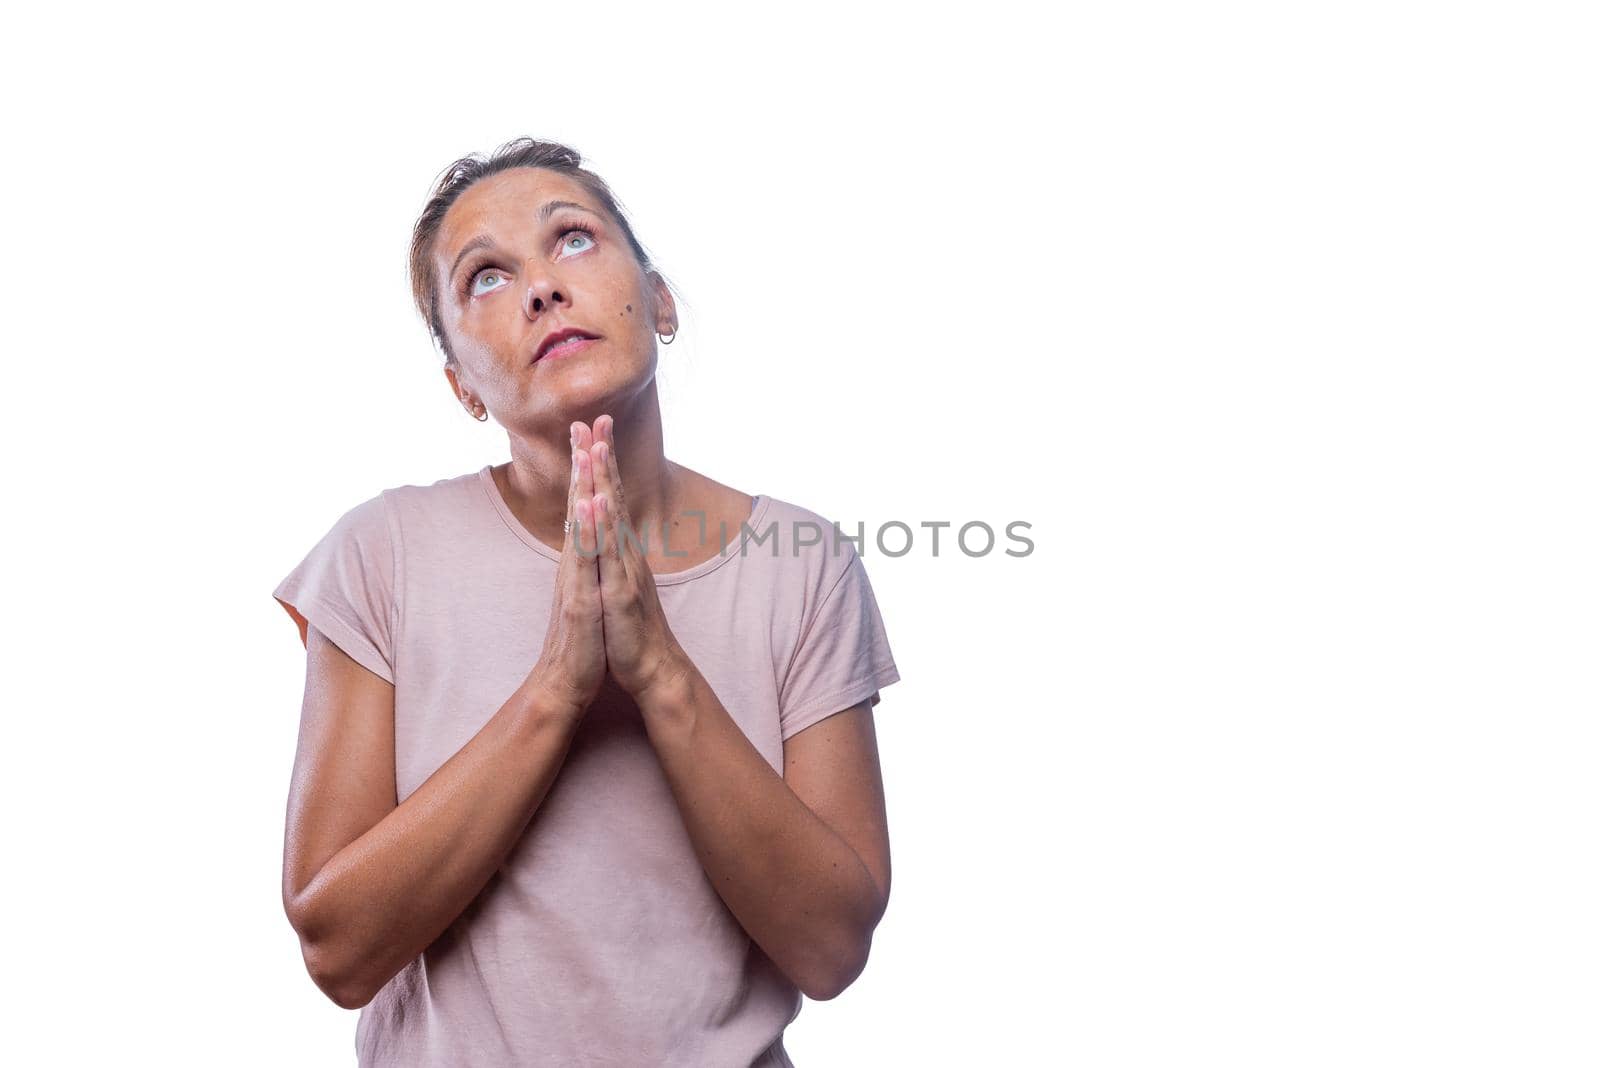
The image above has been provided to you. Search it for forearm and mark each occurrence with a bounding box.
[636,665,884,1001]
[290,680,581,1008]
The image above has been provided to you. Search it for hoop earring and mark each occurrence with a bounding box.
[474,409,488,422]
[657,328,676,345]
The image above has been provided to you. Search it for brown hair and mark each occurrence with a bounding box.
[408,137,668,365]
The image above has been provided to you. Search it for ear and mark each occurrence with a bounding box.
[647,270,677,335]
[442,363,472,410]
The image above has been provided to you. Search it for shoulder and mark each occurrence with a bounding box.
[757,496,857,550]
[379,466,483,513]
[353,466,494,544]
[307,467,487,568]
[749,494,867,606]
[313,488,395,551]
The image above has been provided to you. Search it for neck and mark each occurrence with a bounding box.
[500,379,675,550]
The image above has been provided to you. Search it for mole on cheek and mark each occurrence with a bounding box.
[625,304,632,313]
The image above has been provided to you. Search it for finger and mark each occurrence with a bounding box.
[574,497,598,576]
[548,434,577,599]
[569,417,596,557]
[562,423,583,558]
[599,415,631,520]
[592,440,644,585]
[589,434,613,505]
[573,497,597,603]
[596,434,645,579]
[575,449,600,570]
[588,437,621,561]
[567,420,597,565]
[594,491,627,594]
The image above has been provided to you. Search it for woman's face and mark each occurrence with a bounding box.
[433,167,674,428]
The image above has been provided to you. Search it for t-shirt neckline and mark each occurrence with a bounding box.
[476,464,771,586]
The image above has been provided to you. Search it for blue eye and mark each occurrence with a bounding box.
[559,228,596,257]
[470,270,507,297]
[462,224,598,299]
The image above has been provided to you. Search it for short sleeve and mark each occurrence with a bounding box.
[778,546,901,740]
[272,492,398,684]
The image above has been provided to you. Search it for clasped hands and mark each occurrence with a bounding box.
[530,413,690,720]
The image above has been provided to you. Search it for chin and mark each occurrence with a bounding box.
[539,359,655,413]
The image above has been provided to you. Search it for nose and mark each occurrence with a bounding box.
[521,259,568,319]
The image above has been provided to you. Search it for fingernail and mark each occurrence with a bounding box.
[570,424,579,448]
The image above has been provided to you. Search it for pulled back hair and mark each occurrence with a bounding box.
[408,137,666,366]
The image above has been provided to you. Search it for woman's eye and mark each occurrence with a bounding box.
[466,230,592,297]
[469,270,507,297]
[559,230,595,257]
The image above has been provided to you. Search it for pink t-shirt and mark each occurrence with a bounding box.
[273,464,901,1067]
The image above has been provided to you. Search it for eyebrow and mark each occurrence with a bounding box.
[448,200,603,282]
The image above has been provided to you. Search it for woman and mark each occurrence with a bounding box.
[272,138,901,1067]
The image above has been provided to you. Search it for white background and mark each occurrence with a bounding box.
[3,2,1595,1065]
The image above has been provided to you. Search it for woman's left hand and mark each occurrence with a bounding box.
[587,413,691,702]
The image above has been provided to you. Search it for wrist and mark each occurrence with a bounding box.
[521,670,587,726]
[633,646,695,714]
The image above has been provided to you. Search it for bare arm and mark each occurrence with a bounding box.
[282,633,583,1009]
[639,673,891,1002]
[576,413,891,1001]
[282,426,610,1009]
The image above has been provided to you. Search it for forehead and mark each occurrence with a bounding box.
[434,168,597,264]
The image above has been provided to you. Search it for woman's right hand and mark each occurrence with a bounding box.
[526,422,606,721]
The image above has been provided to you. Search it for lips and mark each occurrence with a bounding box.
[534,327,600,362]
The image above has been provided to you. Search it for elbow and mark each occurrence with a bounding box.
[326,981,377,1013]
[798,933,873,1003]
[286,894,375,1011]
[302,935,377,1010]
[799,882,888,1001]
